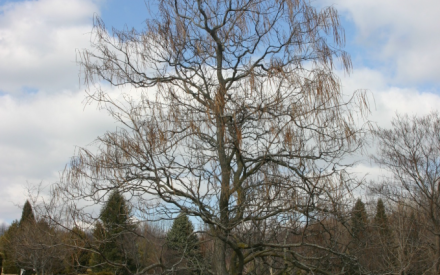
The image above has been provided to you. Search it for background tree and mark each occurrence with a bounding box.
[373,112,440,274]
[0,252,3,275]
[347,199,370,274]
[0,202,66,275]
[17,200,36,275]
[166,213,203,274]
[374,199,390,238]
[100,191,132,234]
[166,214,199,252]
[90,190,137,275]
[351,199,368,243]
[53,0,370,274]
[64,226,92,274]
[19,200,36,226]
[383,204,430,275]
[0,223,8,236]
[0,221,20,274]
[367,199,395,274]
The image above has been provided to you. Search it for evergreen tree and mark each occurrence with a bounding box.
[374,199,391,238]
[0,221,20,274]
[351,199,368,241]
[19,200,35,226]
[0,252,3,275]
[0,205,65,275]
[372,199,396,272]
[91,190,136,275]
[89,222,105,270]
[100,191,132,234]
[166,213,203,274]
[347,199,369,275]
[18,201,36,275]
[166,214,199,254]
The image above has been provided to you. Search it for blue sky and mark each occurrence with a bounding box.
[100,1,152,30]
[0,0,439,224]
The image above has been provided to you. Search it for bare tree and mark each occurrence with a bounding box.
[10,219,67,275]
[52,0,370,274]
[373,112,440,275]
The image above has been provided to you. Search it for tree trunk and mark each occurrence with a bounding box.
[213,238,228,275]
[436,234,440,275]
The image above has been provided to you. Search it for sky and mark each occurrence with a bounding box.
[0,0,439,225]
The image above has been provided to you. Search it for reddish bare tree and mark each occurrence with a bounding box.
[53,0,370,274]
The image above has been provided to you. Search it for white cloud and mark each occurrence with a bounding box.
[0,0,100,94]
[339,67,440,128]
[322,0,440,85]
[0,90,116,223]
[339,67,440,184]
[0,0,109,223]
[323,1,440,182]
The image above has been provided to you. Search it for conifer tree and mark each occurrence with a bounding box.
[0,221,20,274]
[100,191,132,234]
[351,199,368,239]
[371,199,396,272]
[19,200,35,226]
[348,199,369,275]
[374,199,391,238]
[18,201,36,275]
[166,214,203,274]
[166,214,199,254]
[91,190,136,275]
[1,205,65,275]
[0,252,3,275]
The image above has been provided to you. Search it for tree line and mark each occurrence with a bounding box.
[2,0,440,274]
[0,192,204,275]
[1,167,438,275]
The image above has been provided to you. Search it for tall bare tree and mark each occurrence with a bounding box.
[53,0,370,274]
[373,112,440,275]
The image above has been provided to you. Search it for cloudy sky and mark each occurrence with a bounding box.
[0,0,439,224]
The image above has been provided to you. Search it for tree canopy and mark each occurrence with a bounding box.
[51,0,371,274]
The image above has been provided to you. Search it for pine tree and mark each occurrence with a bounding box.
[351,199,368,241]
[372,199,396,272]
[19,200,35,226]
[18,201,36,275]
[0,221,20,274]
[166,214,199,254]
[89,222,105,271]
[166,213,203,274]
[100,191,132,234]
[0,251,3,275]
[347,199,369,275]
[374,199,391,238]
[91,190,136,275]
